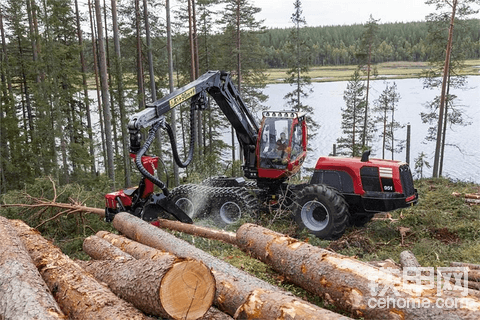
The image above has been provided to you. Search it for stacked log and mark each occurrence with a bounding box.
[10,219,149,320]
[235,223,480,319]
[110,212,352,319]
[0,216,65,320]
[150,218,480,319]
[81,235,216,320]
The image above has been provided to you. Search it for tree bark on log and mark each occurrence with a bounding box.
[111,212,351,319]
[153,219,237,244]
[77,258,215,320]
[96,230,176,260]
[235,223,480,319]
[0,216,66,320]
[451,262,480,270]
[83,235,135,261]
[10,219,149,320]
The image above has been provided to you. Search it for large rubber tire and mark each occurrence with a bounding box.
[168,184,212,219]
[210,187,257,227]
[293,184,349,240]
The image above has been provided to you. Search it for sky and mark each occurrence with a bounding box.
[252,0,435,28]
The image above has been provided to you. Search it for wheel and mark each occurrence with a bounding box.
[174,197,195,218]
[293,184,349,240]
[218,201,242,225]
[168,184,211,219]
[210,187,257,227]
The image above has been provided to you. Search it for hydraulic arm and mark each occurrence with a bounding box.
[106,71,260,222]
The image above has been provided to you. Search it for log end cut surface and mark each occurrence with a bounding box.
[160,259,216,320]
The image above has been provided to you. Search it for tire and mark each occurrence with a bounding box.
[293,184,349,240]
[210,187,257,227]
[168,184,211,219]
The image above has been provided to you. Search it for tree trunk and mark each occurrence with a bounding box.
[88,0,107,173]
[236,223,480,319]
[10,219,148,320]
[152,219,237,244]
[110,0,130,187]
[78,258,215,319]
[110,212,351,319]
[432,0,457,178]
[94,0,115,188]
[0,217,65,319]
[135,0,145,108]
[75,0,96,175]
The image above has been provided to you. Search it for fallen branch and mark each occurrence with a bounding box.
[0,217,65,319]
[1,202,105,218]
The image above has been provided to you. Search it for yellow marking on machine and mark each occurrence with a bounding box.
[169,87,196,108]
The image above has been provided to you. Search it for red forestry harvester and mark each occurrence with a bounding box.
[105,71,418,239]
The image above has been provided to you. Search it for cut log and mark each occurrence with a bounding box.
[465,193,480,200]
[83,235,135,261]
[0,216,65,319]
[87,232,231,320]
[77,258,215,320]
[153,219,237,244]
[111,212,352,319]
[234,288,347,320]
[451,262,480,270]
[96,230,175,260]
[10,219,149,320]
[399,250,421,269]
[235,223,480,319]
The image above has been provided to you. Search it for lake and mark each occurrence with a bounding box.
[261,76,480,183]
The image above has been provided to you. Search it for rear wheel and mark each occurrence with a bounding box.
[293,184,349,240]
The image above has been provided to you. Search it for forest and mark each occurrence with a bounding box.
[0,0,479,193]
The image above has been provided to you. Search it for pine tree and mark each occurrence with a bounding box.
[337,70,368,157]
[422,0,478,177]
[373,82,404,160]
[218,0,267,176]
[356,15,379,149]
[283,0,319,142]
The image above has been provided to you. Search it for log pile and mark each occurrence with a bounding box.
[110,212,352,319]
[152,217,480,319]
[452,192,480,205]
[5,206,480,319]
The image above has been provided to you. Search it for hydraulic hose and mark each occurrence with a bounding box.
[135,120,169,196]
[164,105,196,168]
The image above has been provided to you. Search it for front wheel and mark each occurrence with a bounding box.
[293,185,349,240]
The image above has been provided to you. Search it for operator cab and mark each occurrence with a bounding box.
[256,111,307,179]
